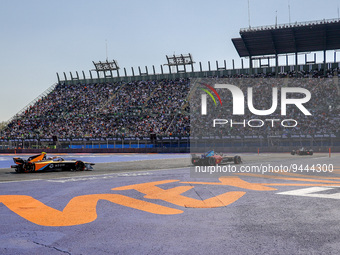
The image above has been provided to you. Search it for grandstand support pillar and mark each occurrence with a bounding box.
[160,65,164,74]
[138,66,141,76]
[153,65,156,75]
[249,56,253,75]
[295,52,298,76]
[275,54,278,77]
[70,72,74,84]
[199,62,202,72]
[241,59,244,69]
[56,73,60,84]
[89,70,93,82]
[323,50,327,76]
[63,72,67,82]
[224,60,227,70]
[116,69,120,78]
[131,67,135,77]
[82,71,86,80]
[208,61,211,71]
[232,59,235,70]
[216,61,219,70]
[124,68,127,77]
[191,62,194,72]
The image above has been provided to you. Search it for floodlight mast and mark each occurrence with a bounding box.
[92,59,120,78]
[165,53,195,73]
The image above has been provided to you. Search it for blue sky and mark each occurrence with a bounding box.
[0,0,339,122]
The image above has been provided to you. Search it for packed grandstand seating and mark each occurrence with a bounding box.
[2,79,191,139]
[191,76,339,137]
[1,69,339,139]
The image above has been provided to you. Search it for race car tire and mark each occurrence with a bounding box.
[75,161,85,171]
[208,157,216,166]
[191,157,200,166]
[234,156,241,164]
[24,162,35,173]
[15,166,24,173]
[291,150,296,155]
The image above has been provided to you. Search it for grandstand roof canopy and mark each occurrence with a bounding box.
[232,19,340,57]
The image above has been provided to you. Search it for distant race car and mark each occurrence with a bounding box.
[191,150,241,166]
[11,152,95,173]
[291,147,313,156]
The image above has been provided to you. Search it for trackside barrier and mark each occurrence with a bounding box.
[0,135,339,153]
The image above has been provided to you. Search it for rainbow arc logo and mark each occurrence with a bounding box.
[198,84,222,115]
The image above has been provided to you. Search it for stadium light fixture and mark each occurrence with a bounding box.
[92,59,120,78]
[165,53,195,73]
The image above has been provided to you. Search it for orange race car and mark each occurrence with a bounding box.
[11,152,95,173]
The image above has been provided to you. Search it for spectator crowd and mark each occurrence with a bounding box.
[1,72,339,140]
[2,79,190,139]
[191,77,339,137]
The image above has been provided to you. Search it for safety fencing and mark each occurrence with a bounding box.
[0,134,338,153]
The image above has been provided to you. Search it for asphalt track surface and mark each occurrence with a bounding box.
[0,153,340,255]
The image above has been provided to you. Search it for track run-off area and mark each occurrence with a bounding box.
[0,152,340,254]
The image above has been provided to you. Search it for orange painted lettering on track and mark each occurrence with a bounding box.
[0,194,183,227]
[112,179,246,208]
[180,176,277,191]
[2,174,340,227]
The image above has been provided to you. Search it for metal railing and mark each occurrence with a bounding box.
[6,83,58,123]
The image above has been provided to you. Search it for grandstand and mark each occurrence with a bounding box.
[190,77,339,152]
[232,18,340,75]
[0,19,339,152]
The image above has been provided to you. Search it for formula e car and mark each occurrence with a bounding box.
[11,153,95,173]
[291,147,313,156]
[191,150,241,166]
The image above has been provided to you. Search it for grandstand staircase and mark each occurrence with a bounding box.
[139,81,172,117]
[164,80,195,134]
[138,83,163,116]
[142,82,163,106]
[98,83,127,113]
[180,79,199,113]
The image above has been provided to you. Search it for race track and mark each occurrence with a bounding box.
[0,153,339,254]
